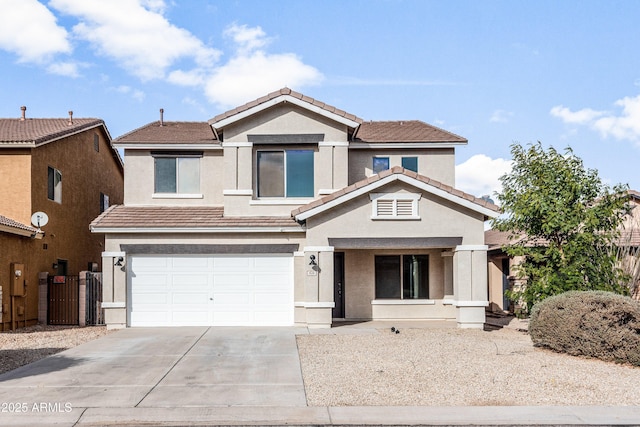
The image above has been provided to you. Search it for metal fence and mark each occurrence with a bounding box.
[86,272,104,325]
[48,275,79,325]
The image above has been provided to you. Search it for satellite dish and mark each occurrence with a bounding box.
[31,212,49,228]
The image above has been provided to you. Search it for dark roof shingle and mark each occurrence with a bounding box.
[115,121,217,144]
[0,118,105,145]
[353,120,467,143]
[91,206,302,230]
[0,214,37,233]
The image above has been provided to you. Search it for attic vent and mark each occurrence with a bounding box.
[370,193,421,220]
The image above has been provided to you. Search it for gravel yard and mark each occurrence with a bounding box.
[0,325,111,375]
[297,327,640,407]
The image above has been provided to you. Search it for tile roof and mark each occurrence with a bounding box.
[0,118,105,146]
[292,166,500,218]
[90,205,302,230]
[114,121,217,144]
[484,229,525,250]
[209,87,364,126]
[0,214,37,234]
[353,120,467,143]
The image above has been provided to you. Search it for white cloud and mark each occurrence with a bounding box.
[551,95,640,143]
[489,109,514,123]
[112,85,145,102]
[0,2,323,108]
[46,61,81,77]
[550,105,605,124]
[223,23,270,56]
[592,95,640,142]
[455,154,512,200]
[49,0,221,81]
[203,24,323,108]
[0,0,71,63]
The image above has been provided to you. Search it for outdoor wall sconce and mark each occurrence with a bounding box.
[52,262,58,270]
[115,256,124,267]
[309,255,317,266]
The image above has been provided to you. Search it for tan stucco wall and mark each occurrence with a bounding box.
[342,249,448,320]
[222,103,350,143]
[305,182,486,246]
[348,148,455,186]
[0,151,32,224]
[123,149,223,206]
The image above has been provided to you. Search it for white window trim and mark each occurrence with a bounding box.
[371,299,435,305]
[370,193,421,220]
[152,193,203,199]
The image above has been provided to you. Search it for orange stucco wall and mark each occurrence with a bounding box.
[0,150,32,224]
[0,126,124,329]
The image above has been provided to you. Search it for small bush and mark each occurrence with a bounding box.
[529,290,640,366]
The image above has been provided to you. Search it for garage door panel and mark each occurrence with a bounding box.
[214,274,250,287]
[172,274,210,288]
[213,292,252,305]
[171,292,208,304]
[172,311,209,323]
[131,292,169,305]
[133,257,172,271]
[172,257,212,270]
[129,255,292,326]
[213,257,252,270]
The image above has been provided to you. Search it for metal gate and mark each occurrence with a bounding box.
[86,272,104,325]
[48,275,79,325]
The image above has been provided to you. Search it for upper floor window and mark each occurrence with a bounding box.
[257,149,314,197]
[402,157,418,172]
[100,192,109,213]
[373,157,389,174]
[47,166,62,203]
[154,155,200,194]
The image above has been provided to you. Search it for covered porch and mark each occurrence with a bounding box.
[296,238,489,329]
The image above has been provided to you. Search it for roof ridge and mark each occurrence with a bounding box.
[209,87,364,126]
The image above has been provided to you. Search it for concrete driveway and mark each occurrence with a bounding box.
[0,326,317,425]
[2,325,640,426]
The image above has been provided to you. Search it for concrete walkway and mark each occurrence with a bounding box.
[0,326,639,426]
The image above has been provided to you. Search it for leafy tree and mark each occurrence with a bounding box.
[492,142,630,312]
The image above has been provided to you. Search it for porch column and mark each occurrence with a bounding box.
[101,251,127,329]
[299,246,334,328]
[453,245,489,329]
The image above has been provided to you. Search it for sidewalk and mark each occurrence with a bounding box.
[2,404,640,426]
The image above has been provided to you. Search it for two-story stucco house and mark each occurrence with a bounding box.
[91,88,499,329]
[0,107,124,330]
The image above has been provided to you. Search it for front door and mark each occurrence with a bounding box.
[333,252,345,318]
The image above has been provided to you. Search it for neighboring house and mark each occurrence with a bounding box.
[486,190,640,313]
[0,107,124,330]
[91,88,499,329]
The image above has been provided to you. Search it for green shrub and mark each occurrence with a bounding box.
[529,290,640,366]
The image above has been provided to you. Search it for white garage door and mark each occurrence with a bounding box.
[128,255,293,326]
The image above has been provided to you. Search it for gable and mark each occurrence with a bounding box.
[302,179,489,245]
[293,167,499,221]
[220,102,352,143]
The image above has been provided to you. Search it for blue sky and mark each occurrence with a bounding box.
[1,0,639,198]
